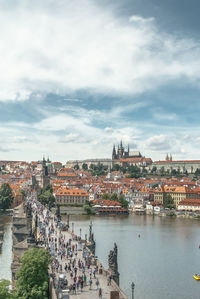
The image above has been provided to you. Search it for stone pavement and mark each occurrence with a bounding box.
[52,228,115,299]
[30,198,127,299]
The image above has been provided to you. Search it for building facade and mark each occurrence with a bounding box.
[178,199,200,212]
[154,186,200,208]
[152,160,200,174]
[55,188,89,205]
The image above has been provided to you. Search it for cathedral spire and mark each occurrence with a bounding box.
[112,145,117,160]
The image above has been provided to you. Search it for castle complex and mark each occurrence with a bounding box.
[112,141,142,160]
[66,141,152,169]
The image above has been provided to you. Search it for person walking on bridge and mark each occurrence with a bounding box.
[99,287,102,298]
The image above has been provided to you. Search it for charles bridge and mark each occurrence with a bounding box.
[11,197,128,299]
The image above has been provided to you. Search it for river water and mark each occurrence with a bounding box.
[62,214,200,299]
[0,216,12,281]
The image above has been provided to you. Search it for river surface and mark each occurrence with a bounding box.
[0,215,12,281]
[62,214,200,299]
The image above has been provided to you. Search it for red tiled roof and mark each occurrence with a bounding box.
[56,188,88,196]
[153,160,200,163]
[179,199,200,206]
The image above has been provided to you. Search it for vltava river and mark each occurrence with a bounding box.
[63,214,200,299]
[0,216,12,281]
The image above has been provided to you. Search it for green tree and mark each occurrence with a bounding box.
[89,163,108,176]
[42,184,53,193]
[74,164,79,170]
[171,169,177,176]
[16,248,51,299]
[0,279,13,299]
[110,192,118,201]
[82,163,88,171]
[38,190,55,208]
[83,201,96,215]
[142,167,148,174]
[38,185,55,208]
[118,194,129,209]
[195,168,200,176]
[163,194,175,209]
[127,165,141,178]
[89,164,95,170]
[101,193,110,200]
[0,183,14,211]
[151,166,157,174]
[101,192,129,209]
[112,164,120,171]
[160,166,165,176]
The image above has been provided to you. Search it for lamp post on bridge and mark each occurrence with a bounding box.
[131,282,135,299]
[72,222,74,233]
[80,228,82,239]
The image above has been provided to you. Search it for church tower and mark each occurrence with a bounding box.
[165,154,169,161]
[118,140,124,159]
[41,156,50,188]
[169,154,172,161]
[112,145,117,160]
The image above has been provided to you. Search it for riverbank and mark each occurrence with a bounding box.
[56,204,200,222]
[144,209,200,220]
[52,205,87,215]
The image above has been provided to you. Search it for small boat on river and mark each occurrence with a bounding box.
[193,274,200,280]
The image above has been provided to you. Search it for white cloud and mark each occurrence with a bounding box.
[146,134,173,151]
[0,0,200,101]
[152,109,178,121]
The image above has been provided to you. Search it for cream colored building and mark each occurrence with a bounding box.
[152,160,200,174]
[154,186,200,208]
[178,199,200,212]
[55,187,89,205]
[66,159,112,169]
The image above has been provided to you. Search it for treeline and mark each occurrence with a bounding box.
[101,192,128,209]
[74,162,108,176]
[74,162,200,179]
[0,248,50,299]
[0,183,14,211]
[38,184,55,209]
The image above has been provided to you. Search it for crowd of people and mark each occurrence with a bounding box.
[27,195,104,298]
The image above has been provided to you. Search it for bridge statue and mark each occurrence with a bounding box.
[56,204,61,221]
[88,221,96,255]
[108,243,120,285]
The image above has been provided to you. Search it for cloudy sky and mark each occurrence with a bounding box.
[1,0,200,162]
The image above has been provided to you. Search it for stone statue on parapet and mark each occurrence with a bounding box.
[87,221,96,255]
[89,221,92,242]
[56,204,61,221]
[25,201,32,218]
[108,243,120,285]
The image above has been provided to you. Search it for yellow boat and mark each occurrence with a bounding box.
[193,274,200,280]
